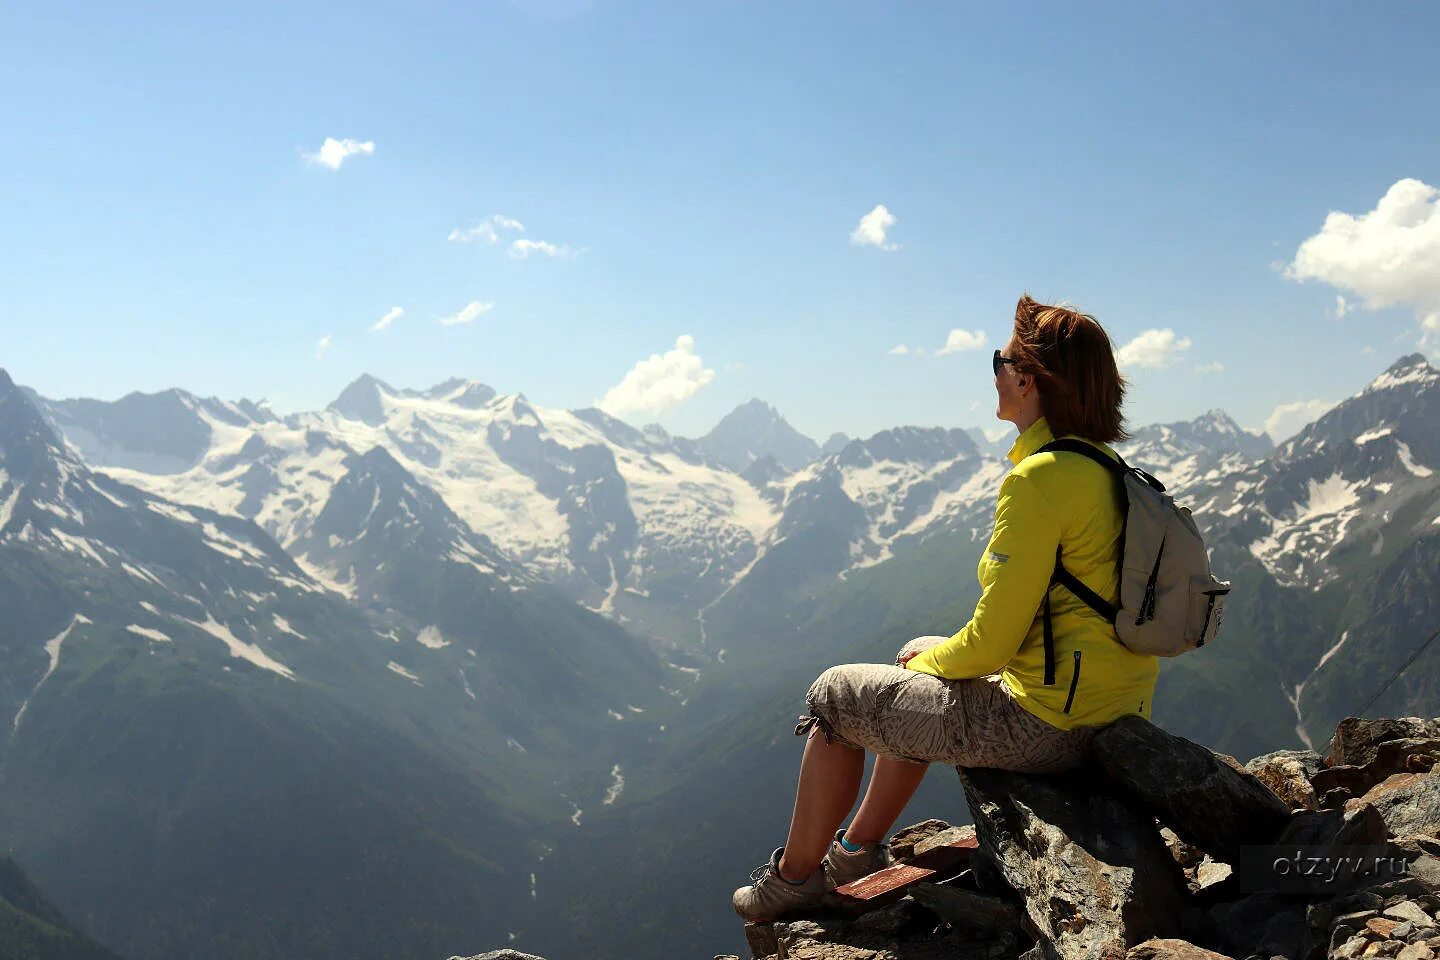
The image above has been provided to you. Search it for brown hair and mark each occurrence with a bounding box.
[1009,294,1131,443]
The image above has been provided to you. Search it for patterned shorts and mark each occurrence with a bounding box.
[795,637,1098,774]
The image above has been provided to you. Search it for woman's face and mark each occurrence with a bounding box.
[995,333,1026,423]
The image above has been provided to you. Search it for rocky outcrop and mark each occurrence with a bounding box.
[959,765,1187,958]
[719,715,1440,960]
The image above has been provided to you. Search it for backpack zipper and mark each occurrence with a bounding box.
[1196,586,1232,647]
[1136,535,1166,626]
[1062,650,1082,714]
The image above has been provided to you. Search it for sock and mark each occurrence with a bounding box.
[838,834,865,853]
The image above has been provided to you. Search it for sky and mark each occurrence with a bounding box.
[3,1,1439,445]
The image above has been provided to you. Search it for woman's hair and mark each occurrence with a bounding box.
[1010,294,1131,443]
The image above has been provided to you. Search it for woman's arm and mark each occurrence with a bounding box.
[905,471,1061,679]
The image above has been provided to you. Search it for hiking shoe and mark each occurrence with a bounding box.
[823,829,892,890]
[731,846,826,921]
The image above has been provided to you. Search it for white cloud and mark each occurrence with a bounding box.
[315,334,333,359]
[888,344,910,355]
[598,335,715,417]
[1361,345,1376,356]
[449,215,526,244]
[936,329,987,356]
[1194,361,1224,375]
[1288,178,1440,347]
[372,307,404,332]
[303,137,375,170]
[1117,329,1193,369]
[509,238,571,259]
[850,204,898,251]
[968,400,981,411]
[1264,398,1337,444]
[439,301,495,327]
[1334,295,1351,319]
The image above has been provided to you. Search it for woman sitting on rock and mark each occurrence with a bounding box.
[733,294,1161,921]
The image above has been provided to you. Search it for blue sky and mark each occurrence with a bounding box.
[3,1,1438,444]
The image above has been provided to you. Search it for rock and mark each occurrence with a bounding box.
[889,820,953,861]
[1336,936,1373,959]
[1124,938,1234,959]
[1371,917,1403,937]
[958,765,1186,959]
[909,882,1023,934]
[1160,827,1205,870]
[1396,923,1418,940]
[1322,786,1358,809]
[746,921,779,959]
[1359,771,1440,838]
[1397,945,1436,960]
[1389,903,1436,926]
[1316,764,1378,797]
[1329,718,1440,770]
[912,825,978,858]
[1193,858,1232,892]
[1206,892,1307,958]
[1090,717,1290,860]
[449,953,548,960]
[1246,749,1324,811]
[1371,739,1440,779]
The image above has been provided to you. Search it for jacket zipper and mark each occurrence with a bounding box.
[1063,650,1082,714]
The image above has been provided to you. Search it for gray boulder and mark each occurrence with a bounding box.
[1091,716,1290,860]
[958,765,1186,960]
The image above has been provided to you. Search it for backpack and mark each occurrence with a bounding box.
[1028,438,1231,686]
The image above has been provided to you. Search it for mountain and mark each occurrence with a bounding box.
[1115,409,1273,491]
[34,376,779,646]
[531,364,1439,959]
[0,857,121,960]
[10,356,1437,960]
[694,398,821,473]
[0,368,670,960]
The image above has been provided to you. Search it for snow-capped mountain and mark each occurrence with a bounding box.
[0,367,675,960]
[1114,409,1273,493]
[1180,354,1438,592]
[695,398,821,473]
[38,376,780,643]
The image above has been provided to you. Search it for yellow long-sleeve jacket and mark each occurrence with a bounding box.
[905,416,1158,730]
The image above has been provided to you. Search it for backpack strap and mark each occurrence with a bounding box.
[1030,438,1129,685]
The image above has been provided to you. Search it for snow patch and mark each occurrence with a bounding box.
[602,764,625,806]
[1396,441,1434,478]
[386,661,422,684]
[182,613,296,679]
[416,625,450,649]
[126,624,172,643]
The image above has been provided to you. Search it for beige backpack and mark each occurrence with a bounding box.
[1030,439,1231,683]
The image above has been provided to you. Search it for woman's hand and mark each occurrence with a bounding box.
[896,651,918,669]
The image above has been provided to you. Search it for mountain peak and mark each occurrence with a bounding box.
[1362,353,1438,395]
[328,374,395,425]
[426,377,497,409]
[697,399,819,473]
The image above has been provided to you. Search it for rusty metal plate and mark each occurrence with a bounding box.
[832,838,976,901]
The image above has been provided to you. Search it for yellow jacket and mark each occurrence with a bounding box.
[905,416,1158,730]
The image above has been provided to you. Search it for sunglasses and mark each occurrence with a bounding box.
[992,349,1018,376]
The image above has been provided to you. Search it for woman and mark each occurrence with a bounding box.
[733,295,1160,922]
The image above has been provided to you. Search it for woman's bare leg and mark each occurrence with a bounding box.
[844,756,928,845]
[776,729,865,880]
